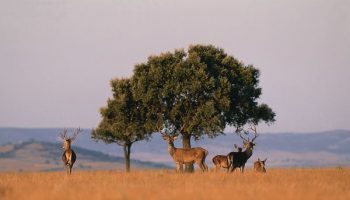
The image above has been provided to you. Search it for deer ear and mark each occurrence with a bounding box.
[264,158,267,162]
[258,158,261,162]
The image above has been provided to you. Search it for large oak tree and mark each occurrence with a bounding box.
[132,44,275,172]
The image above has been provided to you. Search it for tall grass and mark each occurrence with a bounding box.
[0,168,349,200]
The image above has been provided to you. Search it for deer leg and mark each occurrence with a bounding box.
[225,162,230,173]
[228,165,232,172]
[66,164,70,174]
[196,161,203,172]
[179,162,184,173]
[240,165,245,173]
[176,162,184,173]
[201,157,208,172]
[175,162,180,172]
[215,165,220,172]
[199,162,206,172]
[230,166,237,173]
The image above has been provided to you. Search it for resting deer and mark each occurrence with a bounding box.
[227,125,258,173]
[254,158,267,173]
[161,133,208,172]
[59,128,82,174]
[212,144,243,172]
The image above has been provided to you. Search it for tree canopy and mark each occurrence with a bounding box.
[93,44,275,172]
[132,44,275,141]
[92,78,151,172]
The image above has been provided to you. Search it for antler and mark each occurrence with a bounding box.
[239,132,249,142]
[237,125,259,142]
[59,128,68,140]
[70,127,82,141]
[250,125,259,142]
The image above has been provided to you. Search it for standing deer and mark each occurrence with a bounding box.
[59,128,82,174]
[161,133,208,172]
[227,125,258,173]
[212,144,243,172]
[254,158,267,173]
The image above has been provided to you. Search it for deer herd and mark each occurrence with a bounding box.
[160,125,268,174]
[58,125,267,174]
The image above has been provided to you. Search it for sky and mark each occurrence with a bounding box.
[0,0,349,133]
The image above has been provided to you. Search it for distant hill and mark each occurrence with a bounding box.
[1,128,350,169]
[0,140,169,172]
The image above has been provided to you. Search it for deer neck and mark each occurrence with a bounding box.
[245,147,253,159]
[64,144,71,151]
[167,142,176,157]
[63,139,72,150]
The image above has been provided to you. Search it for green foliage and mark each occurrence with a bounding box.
[92,78,151,146]
[132,44,275,140]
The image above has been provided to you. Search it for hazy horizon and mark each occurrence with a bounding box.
[1,0,349,133]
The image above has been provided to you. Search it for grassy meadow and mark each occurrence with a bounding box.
[0,168,349,200]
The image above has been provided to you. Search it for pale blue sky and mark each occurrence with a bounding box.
[1,0,349,133]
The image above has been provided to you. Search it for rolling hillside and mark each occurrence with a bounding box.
[0,140,169,172]
[1,128,350,169]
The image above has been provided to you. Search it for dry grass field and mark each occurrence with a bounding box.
[0,168,349,200]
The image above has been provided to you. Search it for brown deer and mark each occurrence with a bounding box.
[227,125,258,173]
[254,158,267,173]
[212,144,243,172]
[59,128,82,174]
[161,133,208,172]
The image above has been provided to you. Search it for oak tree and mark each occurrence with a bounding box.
[132,44,275,172]
[92,78,151,172]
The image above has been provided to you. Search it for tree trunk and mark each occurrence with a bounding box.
[123,143,132,172]
[182,133,194,173]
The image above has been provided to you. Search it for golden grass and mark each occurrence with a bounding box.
[0,168,349,200]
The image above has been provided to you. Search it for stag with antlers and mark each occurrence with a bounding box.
[59,128,82,174]
[227,125,258,173]
[161,132,208,172]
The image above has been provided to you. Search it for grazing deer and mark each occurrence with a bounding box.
[161,133,208,172]
[212,155,229,172]
[227,125,258,173]
[59,128,82,174]
[254,158,267,173]
[212,144,243,172]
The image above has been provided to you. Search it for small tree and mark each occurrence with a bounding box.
[92,78,150,172]
[132,44,275,172]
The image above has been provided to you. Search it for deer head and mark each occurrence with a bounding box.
[161,132,179,146]
[258,158,267,166]
[59,128,82,150]
[239,125,258,150]
[255,158,267,173]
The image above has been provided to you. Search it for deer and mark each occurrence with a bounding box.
[254,158,267,173]
[161,132,208,172]
[227,125,258,173]
[212,144,243,172]
[59,128,82,174]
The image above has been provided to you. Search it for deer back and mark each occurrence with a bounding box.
[172,147,207,163]
[212,155,229,168]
